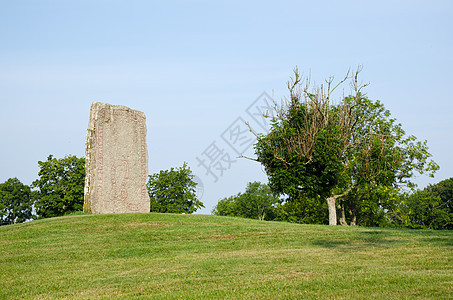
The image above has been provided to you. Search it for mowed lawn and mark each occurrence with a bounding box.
[1,213,452,299]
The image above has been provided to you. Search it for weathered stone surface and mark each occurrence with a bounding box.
[84,102,150,213]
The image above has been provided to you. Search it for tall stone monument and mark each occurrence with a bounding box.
[84,102,150,213]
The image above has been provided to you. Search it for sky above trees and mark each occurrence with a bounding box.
[0,0,452,214]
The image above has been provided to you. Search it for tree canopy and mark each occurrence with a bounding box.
[32,155,85,218]
[0,178,33,225]
[213,182,279,221]
[254,68,438,225]
[147,163,204,214]
[396,177,453,229]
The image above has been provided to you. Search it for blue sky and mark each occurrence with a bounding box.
[1,0,452,214]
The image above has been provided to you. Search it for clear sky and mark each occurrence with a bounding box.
[1,0,452,214]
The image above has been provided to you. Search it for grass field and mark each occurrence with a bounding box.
[1,213,452,299]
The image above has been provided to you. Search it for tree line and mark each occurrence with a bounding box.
[2,155,450,229]
[0,157,204,225]
[212,180,452,230]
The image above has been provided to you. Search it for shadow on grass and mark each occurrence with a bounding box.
[419,231,453,247]
[311,239,353,249]
[311,230,403,251]
[311,227,453,252]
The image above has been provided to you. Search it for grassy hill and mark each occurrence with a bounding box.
[1,213,452,299]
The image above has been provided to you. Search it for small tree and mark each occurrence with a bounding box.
[212,196,236,217]
[0,178,34,225]
[213,182,279,221]
[147,163,204,214]
[397,178,453,230]
[32,155,85,218]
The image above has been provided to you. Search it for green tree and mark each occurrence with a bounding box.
[397,178,453,229]
[0,178,34,225]
[276,194,328,225]
[32,155,85,218]
[213,196,236,217]
[213,182,279,221]
[147,163,204,214]
[254,68,438,225]
[339,184,399,227]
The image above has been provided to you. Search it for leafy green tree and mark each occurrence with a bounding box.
[147,163,204,214]
[0,178,34,225]
[340,184,399,227]
[397,178,453,229]
[254,68,438,225]
[276,194,328,224]
[213,196,237,217]
[238,182,280,220]
[213,182,279,221]
[32,155,85,218]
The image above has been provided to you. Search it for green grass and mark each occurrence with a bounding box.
[1,213,452,299]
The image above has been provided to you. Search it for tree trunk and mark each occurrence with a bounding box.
[349,210,357,226]
[327,187,355,226]
[339,203,348,226]
[327,196,337,225]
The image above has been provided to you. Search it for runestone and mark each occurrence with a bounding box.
[84,102,150,213]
